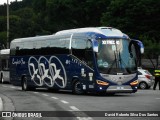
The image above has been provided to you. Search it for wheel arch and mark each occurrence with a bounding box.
[71,76,80,87]
[21,74,27,85]
[0,72,3,79]
[0,72,3,83]
[71,76,84,94]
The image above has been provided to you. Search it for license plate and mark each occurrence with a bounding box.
[117,86,124,90]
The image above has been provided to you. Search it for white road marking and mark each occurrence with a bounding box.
[51,97,59,100]
[69,106,93,120]
[17,88,21,90]
[70,106,80,111]
[77,117,93,120]
[156,98,160,99]
[2,85,7,87]
[42,94,49,96]
[33,92,39,94]
[10,86,16,89]
[1,85,93,120]
[61,100,69,104]
[0,97,3,111]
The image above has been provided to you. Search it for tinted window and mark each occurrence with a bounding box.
[49,38,70,54]
[71,38,93,67]
[12,37,70,56]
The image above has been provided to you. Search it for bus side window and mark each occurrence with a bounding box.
[15,42,23,56]
[58,37,70,54]
[72,38,86,60]
[41,40,48,55]
[33,41,42,55]
[49,38,70,54]
[85,40,93,68]
[72,38,93,68]
[23,41,34,55]
[2,59,9,71]
[46,39,51,48]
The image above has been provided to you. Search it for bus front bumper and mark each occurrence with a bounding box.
[106,85,137,93]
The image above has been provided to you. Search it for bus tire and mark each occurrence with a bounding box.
[1,77,4,83]
[0,73,3,83]
[72,80,84,95]
[22,77,29,91]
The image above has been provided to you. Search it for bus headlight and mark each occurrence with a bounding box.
[130,80,139,86]
[96,80,109,86]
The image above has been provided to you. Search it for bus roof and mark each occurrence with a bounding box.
[11,27,127,44]
[0,49,10,55]
[12,35,55,43]
[55,27,124,37]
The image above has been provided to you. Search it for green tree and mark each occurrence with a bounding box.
[0,16,6,32]
[0,31,7,48]
[0,0,159,53]
[101,0,160,42]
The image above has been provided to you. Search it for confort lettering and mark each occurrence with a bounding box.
[12,58,26,65]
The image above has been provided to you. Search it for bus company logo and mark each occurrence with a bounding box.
[28,56,67,88]
[12,58,26,65]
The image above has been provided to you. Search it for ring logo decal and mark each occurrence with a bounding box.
[28,56,67,88]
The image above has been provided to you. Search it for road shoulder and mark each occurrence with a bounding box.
[0,96,3,111]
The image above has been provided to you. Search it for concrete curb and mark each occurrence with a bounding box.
[0,97,3,117]
[0,97,3,111]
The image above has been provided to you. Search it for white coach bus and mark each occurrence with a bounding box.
[0,49,10,83]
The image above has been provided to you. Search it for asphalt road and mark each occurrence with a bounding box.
[0,84,160,120]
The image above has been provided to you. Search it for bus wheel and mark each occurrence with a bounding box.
[72,80,84,95]
[22,77,29,91]
[0,74,3,83]
[1,77,4,83]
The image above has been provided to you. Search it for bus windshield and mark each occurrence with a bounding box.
[96,39,137,75]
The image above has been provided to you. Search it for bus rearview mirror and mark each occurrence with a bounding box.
[129,39,144,54]
[140,47,144,54]
[93,40,98,53]
[93,46,98,53]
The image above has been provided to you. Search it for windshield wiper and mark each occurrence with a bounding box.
[107,51,117,74]
[118,51,132,74]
